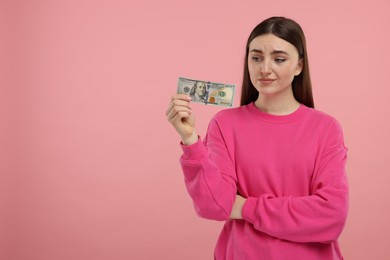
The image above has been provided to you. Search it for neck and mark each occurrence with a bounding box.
[254,87,300,115]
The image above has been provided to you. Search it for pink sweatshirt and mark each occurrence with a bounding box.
[180,103,348,260]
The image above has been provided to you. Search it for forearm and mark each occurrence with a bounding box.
[180,139,237,221]
[242,189,348,243]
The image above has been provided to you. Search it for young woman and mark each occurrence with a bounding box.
[166,16,348,260]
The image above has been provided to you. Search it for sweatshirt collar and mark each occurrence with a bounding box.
[246,102,308,124]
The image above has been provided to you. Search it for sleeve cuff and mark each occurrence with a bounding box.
[180,136,207,160]
[242,197,258,225]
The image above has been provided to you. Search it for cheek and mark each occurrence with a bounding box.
[276,66,296,80]
[248,62,257,78]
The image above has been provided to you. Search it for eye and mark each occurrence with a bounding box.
[275,58,286,63]
[251,56,262,62]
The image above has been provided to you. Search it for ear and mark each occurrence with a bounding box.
[295,59,303,76]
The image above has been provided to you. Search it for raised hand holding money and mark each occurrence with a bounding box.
[166,94,198,145]
[177,77,235,107]
[168,77,235,145]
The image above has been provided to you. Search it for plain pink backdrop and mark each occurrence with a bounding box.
[1,0,390,259]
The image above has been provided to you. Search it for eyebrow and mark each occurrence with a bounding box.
[249,49,289,56]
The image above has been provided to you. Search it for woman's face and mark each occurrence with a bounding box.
[248,34,302,97]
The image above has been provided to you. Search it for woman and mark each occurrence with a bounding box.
[166,16,348,260]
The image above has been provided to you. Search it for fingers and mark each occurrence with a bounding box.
[166,104,192,124]
[169,110,192,127]
[166,94,196,141]
[166,94,191,115]
[166,94,192,121]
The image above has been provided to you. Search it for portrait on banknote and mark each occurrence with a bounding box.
[190,81,208,103]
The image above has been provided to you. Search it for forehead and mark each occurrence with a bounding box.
[249,34,298,55]
[196,82,205,87]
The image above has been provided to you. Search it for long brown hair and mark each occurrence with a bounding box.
[240,17,314,108]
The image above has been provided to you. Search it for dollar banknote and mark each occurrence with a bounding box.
[177,77,235,107]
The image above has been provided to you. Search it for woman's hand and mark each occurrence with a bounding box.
[166,94,198,145]
[230,195,247,219]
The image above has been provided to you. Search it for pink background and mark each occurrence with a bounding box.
[1,0,390,259]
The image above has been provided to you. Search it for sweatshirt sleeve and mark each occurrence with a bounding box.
[179,117,237,221]
[242,119,349,243]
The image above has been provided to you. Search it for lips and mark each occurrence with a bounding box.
[258,78,276,84]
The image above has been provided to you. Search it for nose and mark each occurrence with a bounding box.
[260,60,271,75]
